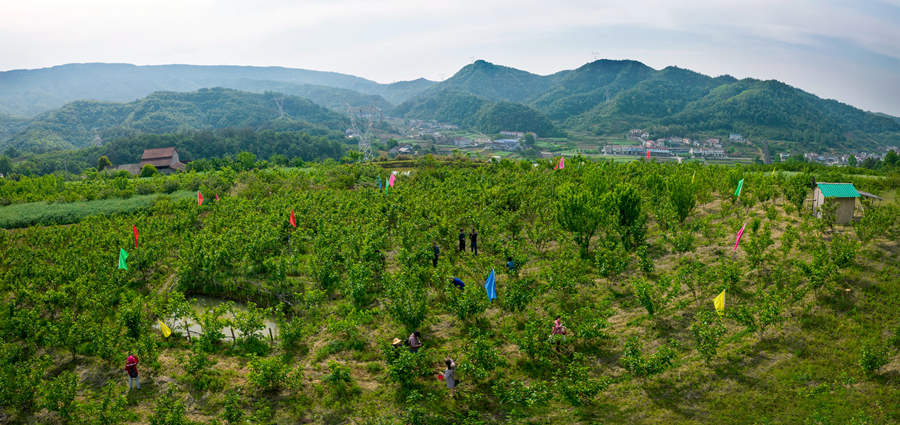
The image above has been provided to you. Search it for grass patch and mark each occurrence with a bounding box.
[0,190,195,228]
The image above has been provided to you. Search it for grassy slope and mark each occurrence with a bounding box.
[0,190,195,228]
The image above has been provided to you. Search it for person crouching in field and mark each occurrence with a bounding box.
[125,355,140,390]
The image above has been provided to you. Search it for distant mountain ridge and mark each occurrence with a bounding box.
[0,63,435,117]
[5,88,345,153]
[394,59,900,151]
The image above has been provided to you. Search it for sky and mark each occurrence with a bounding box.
[2,0,900,116]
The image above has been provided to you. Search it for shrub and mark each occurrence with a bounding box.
[247,356,291,393]
[220,392,245,425]
[140,164,158,178]
[831,233,860,269]
[322,361,361,402]
[148,387,188,425]
[690,310,726,363]
[858,340,889,376]
[502,277,536,312]
[620,336,678,380]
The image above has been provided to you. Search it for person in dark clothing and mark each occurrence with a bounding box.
[469,228,478,256]
[432,242,440,268]
[451,277,465,290]
[407,331,423,353]
[458,229,466,252]
[507,256,515,272]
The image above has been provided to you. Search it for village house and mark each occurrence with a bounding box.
[110,147,186,175]
[500,131,524,138]
[729,134,744,142]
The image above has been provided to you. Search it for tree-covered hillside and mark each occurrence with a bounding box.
[393,90,565,137]
[0,63,435,117]
[416,60,568,104]
[223,80,394,114]
[4,88,345,153]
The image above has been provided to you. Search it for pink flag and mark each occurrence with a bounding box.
[733,223,746,252]
[388,174,396,187]
[559,156,565,170]
[216,194,220,202]
[553,157,559,170]
[198,191,203,206]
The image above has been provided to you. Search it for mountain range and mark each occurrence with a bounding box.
[2,60,899,155]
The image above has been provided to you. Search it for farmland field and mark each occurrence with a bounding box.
[1,157,899,424]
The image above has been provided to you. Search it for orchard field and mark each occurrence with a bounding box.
[2,155,900,424]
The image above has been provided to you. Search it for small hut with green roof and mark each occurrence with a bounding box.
[812,182,859,224]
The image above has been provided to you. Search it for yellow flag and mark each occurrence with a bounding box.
[158,319,172,338]
[692,170,696,183]
[772,167,775,177]
[713,290,725,317]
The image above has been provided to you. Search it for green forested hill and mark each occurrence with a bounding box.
[403,59,899,151]
[0,63,433,117]
[224,80,394,113]
[416,60,568,103]
[393,89,565,137]
[4,88,345,153]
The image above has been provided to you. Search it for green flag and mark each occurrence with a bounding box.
[734,179,744,197]
[118,248,129,270]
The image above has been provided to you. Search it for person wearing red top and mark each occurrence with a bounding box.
[551,316,567,351]
[125,355,140,390]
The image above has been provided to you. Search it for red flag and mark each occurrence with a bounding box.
[559,156,565,170]
[646,149,651,160]
[553,157,559,170]
[216,194,220,202]
[733,223,746,252]
[132,224,138,247]
[198,191,203,206]
[290,209,296,228]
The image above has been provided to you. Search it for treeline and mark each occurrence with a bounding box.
[1,128,347,177]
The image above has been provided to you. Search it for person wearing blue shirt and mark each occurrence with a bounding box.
[451,277,465,290]
[506,256,515,272]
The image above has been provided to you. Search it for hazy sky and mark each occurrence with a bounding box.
[2,0,900,115]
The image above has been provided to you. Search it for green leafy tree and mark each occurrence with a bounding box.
[556,170,614,258]
[690,310,726,363]
[0,155,12,176]
[858,340,889,376]
[140,163,158,177]
[148,387,188,425]
[620,336,678,381]
[220,392,245,425]
[97,156,112,171]
[668,173,696,223]
[848,154,857,168]
[615,183,647,248]
[783,173,810,215]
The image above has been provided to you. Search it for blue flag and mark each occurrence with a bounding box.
[484,269,496,301]
[378,176,382,190]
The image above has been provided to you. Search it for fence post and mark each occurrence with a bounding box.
[269,328,275,347]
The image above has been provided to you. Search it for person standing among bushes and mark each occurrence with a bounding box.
[443,358,459,397]
[507,256,515,272]
[458,229,466,252]
[432,241,440,268]
[469,228,478,256]
[125,355,140,390]
[551,316,567,351]
[406,331,423,353]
